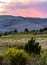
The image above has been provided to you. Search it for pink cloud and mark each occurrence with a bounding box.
[0,0,47,18]
[8,8,44,18]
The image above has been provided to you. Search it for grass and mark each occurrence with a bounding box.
[0,32,47,65]
[0,32,47,54]
[0,33,47,53]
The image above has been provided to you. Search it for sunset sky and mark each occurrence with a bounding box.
[0,0,47,18]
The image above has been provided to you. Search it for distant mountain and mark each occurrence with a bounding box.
[0,15,47,32]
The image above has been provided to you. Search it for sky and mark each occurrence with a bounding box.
[0,0,47,18]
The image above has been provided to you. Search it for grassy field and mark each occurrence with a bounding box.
[0,33,47,53]
[0,32,47,65]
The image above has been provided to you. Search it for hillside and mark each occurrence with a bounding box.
[0,15,47,32]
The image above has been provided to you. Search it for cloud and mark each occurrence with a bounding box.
[0,0,47,18]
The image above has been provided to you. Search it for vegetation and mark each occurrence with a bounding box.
[24,28,29,33]
[24,38,41,55]
[14,29,18,33]
[6,48,29,65]
[0,54,4,65]
[0,28,47,65]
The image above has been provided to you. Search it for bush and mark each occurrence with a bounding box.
[24,28,29,33]
[6,48,29,65]
[24,37,41,55]
[0,54,4,65]
[0,33,2,36]
[14,29,18,33]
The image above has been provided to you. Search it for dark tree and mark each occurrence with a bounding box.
[44,27,47,30]
[24,37,41,55]
[4,32,8,35]
[24,28,29,33]
[0,32,2,36]
[14,29,18,33]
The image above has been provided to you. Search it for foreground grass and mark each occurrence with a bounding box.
[0,32,47,65]
[0,33,47,53]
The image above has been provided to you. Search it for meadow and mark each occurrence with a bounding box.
[0,30,47,65]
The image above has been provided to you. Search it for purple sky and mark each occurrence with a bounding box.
[0,0,47,18]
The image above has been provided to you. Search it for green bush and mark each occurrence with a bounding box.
[24,37,41,55]
[0,54,4,65]
[6,48,29,65]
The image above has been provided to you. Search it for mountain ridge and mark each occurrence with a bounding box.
[0,15,47,32]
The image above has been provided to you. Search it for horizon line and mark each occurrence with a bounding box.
[0,15,47,19]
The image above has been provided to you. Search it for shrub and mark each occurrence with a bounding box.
[4,32,8,35]
[0,33,2,36]
[6,48,29,65]
[0,54,4,65]
[14,29,18,33]
[24,28,29,33]
[24,37,41,55]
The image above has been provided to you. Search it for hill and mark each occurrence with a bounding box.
[0,15,47,32]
